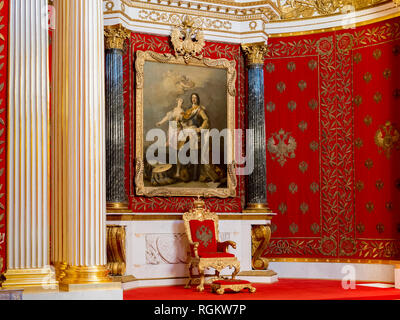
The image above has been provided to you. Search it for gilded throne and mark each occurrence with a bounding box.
[183,198,240,292]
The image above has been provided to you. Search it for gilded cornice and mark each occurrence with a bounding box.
[103,0,397,44]
[105,0,390,22]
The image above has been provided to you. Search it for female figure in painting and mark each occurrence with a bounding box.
[156,97,184,180]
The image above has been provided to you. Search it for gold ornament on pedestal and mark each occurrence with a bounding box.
[107,225,127,276]
[251,225,271,270]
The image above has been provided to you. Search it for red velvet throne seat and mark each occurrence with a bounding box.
[183,198,240,292]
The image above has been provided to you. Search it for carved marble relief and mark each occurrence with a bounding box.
[145,232,232,265]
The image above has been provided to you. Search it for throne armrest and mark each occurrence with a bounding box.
[190,242,200,258]
[217,241,236,253]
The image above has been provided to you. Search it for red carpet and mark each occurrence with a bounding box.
[124,279,400,300]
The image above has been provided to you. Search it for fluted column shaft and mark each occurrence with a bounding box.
[51,0,110,285]
[105,49,128,209]
[242,43,270,213]
[104,25,129,211]
[105,49,126,205]
[4,0,57,289]
[247,64,267,205]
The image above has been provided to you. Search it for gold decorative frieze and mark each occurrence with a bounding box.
[280,0,387,19]
[108,0,389,21]
[241,42,268,65]
[104,24,130,50]
[138,10,233,30]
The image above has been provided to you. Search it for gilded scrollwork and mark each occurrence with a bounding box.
[106,225,127,276]
[251,225,271,270]
[211,282,256,295]
[279,0,386,19]
[138,10,233,31]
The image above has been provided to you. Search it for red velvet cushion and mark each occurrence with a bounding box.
[189,220,217,254]
[199,252,235,258]
[213,280,251,285]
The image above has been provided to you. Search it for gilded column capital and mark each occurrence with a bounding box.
[241,42,268,66]
[104,24,130,50]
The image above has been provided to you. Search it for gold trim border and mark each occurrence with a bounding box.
[107,214,273,221]
[268,11,400,38]
[269,257,400,265]
[119,0,391,21]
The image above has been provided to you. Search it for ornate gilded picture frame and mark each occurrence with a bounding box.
[135,50,237,198]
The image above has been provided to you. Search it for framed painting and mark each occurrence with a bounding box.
[135,50,237,198]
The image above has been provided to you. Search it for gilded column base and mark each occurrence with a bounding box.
[54,262,68,281]
[243,203,273,213]
[59,265,112,290]
[106,201,130,213]
[2,267,58,290]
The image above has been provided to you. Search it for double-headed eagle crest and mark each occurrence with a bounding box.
[171,16,205,63]
[267,129,297,167]
[374,121,400,159]
[196,225,213,248]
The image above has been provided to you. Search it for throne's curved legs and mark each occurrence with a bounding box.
[185,262,194,289]
[197,266,205,292]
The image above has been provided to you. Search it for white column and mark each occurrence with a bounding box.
[51,0,110,287]
[4,0,57,289]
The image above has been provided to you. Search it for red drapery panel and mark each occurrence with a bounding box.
[264,18,400,260]
[0,0,9,273]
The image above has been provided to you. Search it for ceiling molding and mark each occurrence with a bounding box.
[103,0,400,43]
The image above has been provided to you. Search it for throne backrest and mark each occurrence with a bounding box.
[183,200,220,255]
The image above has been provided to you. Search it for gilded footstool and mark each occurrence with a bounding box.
[211,279,256,295]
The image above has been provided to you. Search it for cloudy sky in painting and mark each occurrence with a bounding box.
[143,61,228,136]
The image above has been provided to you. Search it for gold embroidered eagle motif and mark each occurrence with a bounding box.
[267,129,297,167]
[196,225,213,248]
[374,121,400,159]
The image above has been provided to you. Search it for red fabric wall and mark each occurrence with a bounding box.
[123,34,247,212]
[265,17,400,260]
[0,0,8,273]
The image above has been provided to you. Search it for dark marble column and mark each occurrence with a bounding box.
[104,25,130,211]
[242,43,273,272]
[242,43,271,213]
